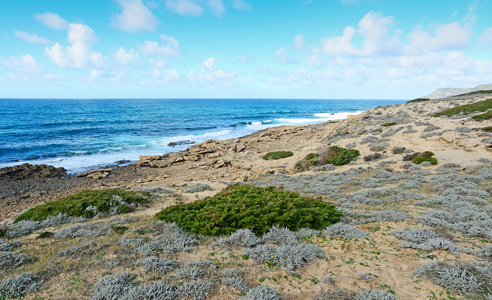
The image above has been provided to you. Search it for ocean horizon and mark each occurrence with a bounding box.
[0,98,406,173]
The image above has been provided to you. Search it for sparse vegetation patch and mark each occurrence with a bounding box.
[155,184,343,236]
[403,151,438,165]
[295,146,359,171]
[407,98,430,103]
[434,98,492,118]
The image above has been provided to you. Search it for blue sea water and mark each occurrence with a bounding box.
[0,98,405,173]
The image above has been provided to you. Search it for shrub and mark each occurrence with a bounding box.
[392,147,406,154]
[215,229,262,249]
[295,147,359,171]
[244,243,324,275]
[314,287,354,300]
[155,184,343,236]
[322,223,369,240]
[354,289,398,300]
[177,280,214,300]
[122,280,177,300]
[0,273,42,299]
[136,257,178,274]
[15,189,150,223]
[407,98,430,103]
[0,252,32,269]
[393,228,438,244]
[404,151,437,165]
[54,223,112,239]
[185,184,214,193]
[381,122,396,127]
[262,151,294,160]
[473,111,492,121]
[241,286,282,300]
[0,239,22,252]
[414,261,492,298]
[434,99,492,117]
[364,153,384,162]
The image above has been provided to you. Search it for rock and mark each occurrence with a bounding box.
[457,138,482,148]
[440,131,455,143]
[139,155,161,161]
[87,172,109,180]
[234,143,247,153]
[0,163,66,180]
[247,138,260,146]
[168,140,196,147]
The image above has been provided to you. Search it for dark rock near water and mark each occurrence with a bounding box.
[0,163,66,180]
[168,140,196,147]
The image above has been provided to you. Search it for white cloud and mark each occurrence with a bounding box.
[479,27,492,45]
[34,12,68,30]
[45,23,102,68]
[113,0,160,33]
[293,34,305,51]
[208,0,225,17]
[67,24,96,43]
[14,31,51,44]
[357,12,402,56]
[202,57,216,69]
[408,22,472,52]
[232,0,252,10]
[306,53,324,68]
[149,58,166,68]
[114,48,139,65]
[138,35,181,57]
[239,54,252,63]
[153,69,180,81]
[191,57,237,84]
[3,54,43,74]
[165,0,203,16]
[321,26,357,56]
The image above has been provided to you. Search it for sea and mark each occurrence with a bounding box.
[0,98,406,174]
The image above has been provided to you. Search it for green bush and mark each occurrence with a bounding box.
[295,147,359,171]
[14,189,150,223]
[412,151,438,165]
[483,126,492,132]
[262,151,293,160]
[472,111,492,122]
[381,122,396,127]
[407,98,430,103]
[434,99,492,117]
[155,184,343,236]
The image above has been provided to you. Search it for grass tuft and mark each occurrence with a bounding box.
[155,184,342,236]
[434,99,492,118]
[407,98,430,103]
[296,146,359,171]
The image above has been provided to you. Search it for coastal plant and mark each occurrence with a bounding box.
[364,153,384,162]
[121,280,177,300]
[185,183,214,193]
[434,98,492,117]
[354,289,398,300]
[155,184,343,236]
[54,223,112,239]
[262,225,298,245]
[314,288,354,300]
[15,189,150,223]
[174,260,216,280]
[177,280,214,300]
[403,152,438,165]
[322,275,337,285]
[392,147,406,154]
[393,228,438,244]
[0,239,22,252]
[91,274,130,300]
[215,229,262,249]
[400,238,464,256]
[262,151,293,160]
[0,273,42,299]
[295,147,359,171]
[221,268,250,293]
[357,273,375,282]
[322,223,369,240]
[0,252,32,269]
[135,256,178,274]
[134,229,198,256]
[414,261,492,298]
[407,98,430,103]
[244,243,324,275]
[240,286,282,300]
[354,210,411,224]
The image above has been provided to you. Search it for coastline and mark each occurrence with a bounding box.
[0,94,491,299]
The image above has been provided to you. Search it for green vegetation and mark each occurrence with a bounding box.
[295,146,359,171]
[472,111,492,122]
[407,98,430,103]
[155,184,343,236]
[381,122,396,127]
[262,151,293,160]
[433,99,492,118]
[483,126,492,132]
[412,151,438,165]
[15,189,150,223]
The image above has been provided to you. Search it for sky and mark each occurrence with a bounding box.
[1,0,492,99]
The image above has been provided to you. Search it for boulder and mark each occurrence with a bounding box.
[0,163,66,180]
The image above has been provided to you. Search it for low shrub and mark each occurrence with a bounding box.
[241,286,282,300]
[354,289,398,300]
[0,273,42,299]
[473,111,492,121]
[155,184,343,236]
[15,189,150,223]
[434,99,492,117]
[322,223,369,240]
[414,261,492,298]
[483,126,492,132]
[407,98,430,103]
[262,151,293,160]
[295,147,359,171]
[364,153,384,162]
[185,183,214,193]
[381,122,396,127]
[404,151,437,165]
[314,287,354,300]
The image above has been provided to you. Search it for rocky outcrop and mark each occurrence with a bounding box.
[0,163,67,180]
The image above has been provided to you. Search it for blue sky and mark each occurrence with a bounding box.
[1,0,492,99]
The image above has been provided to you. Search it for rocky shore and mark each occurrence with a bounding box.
[0,93,491,300]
